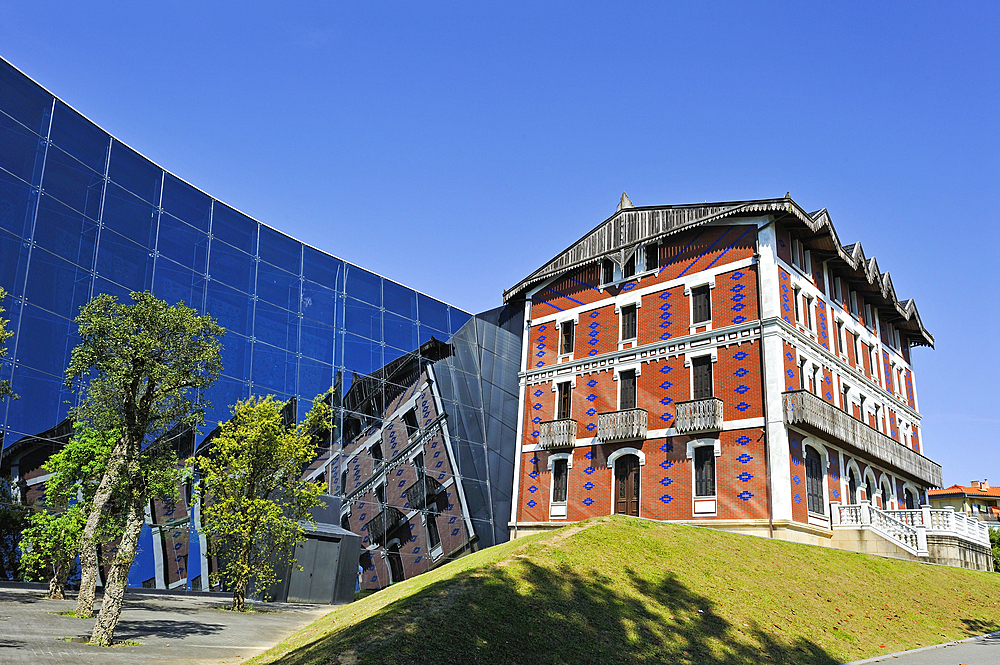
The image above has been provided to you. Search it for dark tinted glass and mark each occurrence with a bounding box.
[343,332,382,377]
[253,300,299,350]
[298,356,333,404]
[0,169,37,239]
[156,213,208,273]
[94,228,154,292]
[0,111,46,185]
[24,247,92,319]
[0,61,52,135]
[161,174,211,231]
[49,101,109,174]
[211,203,256,254]
[152,257,205,311]
[258,225,301,272]
[218,331,250,380]
[39,147,103,220]
[450,309,471,335]
[91,276,131,302]
[101,183,157,248]
[344,297,381,341]
[345,265,381,306]
[694,446,715,497]
[251,341,296,394]
[301,280,338,327]
[302,245,342,289]
[15,304,78,377]
[300,316,335,365]
[256,260,300,311]
[32,196,97,269]
[4,365,72,438]
[384,312,417,351]
[418,293,448,334]
[108,140,161,204]
[207,239,254,293]
[692,355,713,399]
[205,279,253,337]
[383,280,417,319]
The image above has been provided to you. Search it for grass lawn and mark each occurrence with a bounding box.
[248,516,1000,665]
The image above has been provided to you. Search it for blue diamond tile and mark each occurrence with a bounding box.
[735,385,749,394]
[586,408,597,416]
[659,459,673,469]
[660,364,672,374]
[737,453,753,463]
[738,472,753,482]
[734,367,749,377]
[659,477,673,487]
[660,412,673,422]
[588,349,598,356]
[660,381,673,390]
[529,470,538,479]
[530,456,538,464]
[660,441,674,453]
[528,485,538,493]
[738,491,754,501]
[587,379,598,387]
[659,396,673,406]
[792,474,800,485]
[584,467,595,475]
[735,401,750,411]
[731,271,744,280]
[532,416,541,424]
[586,423,596,431]
[736,435,751,445]
[732,303,745,312]
[794,493,802,504]
[583,497,594,506]
[533,403,542,410]
[534,389,543,397]
[586,394,596,401]
[531,430,539,437]
[660,494,673,504]
[527,499,537,508]
[585,451,593,459]
[731,293,745,302]
[832,488,840,499]
[584,482,594,490]
[590,311,599,318]
[732,316,747,323]
[536,351,545,357]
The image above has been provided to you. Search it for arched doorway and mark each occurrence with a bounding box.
[848,468,859,504]
[615,454,640,516]
[904,488,915,510]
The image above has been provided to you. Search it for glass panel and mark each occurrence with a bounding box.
[301,280,338,327]
[152,257,205,311]
[302,245,342,289]
[156,213,208,273]
[383,281,417,319]
[251,341,296,395]
[418,293,449,333]
[211,202,256,255]
[450,308,471,335]
[298,356,333,404]
[31,196,97,269]
[256,260,300,311]
[218,331,250,381]
[300,316,335,365]
[39,147,103,220]
[345,265,381,306]
[258,225,301,273]
[205,279,253,337]
[92,276,131,302]
[252,300,298,351]
[94,228,154,293]
[344,297,381,341]
[24,247,92,319]
[161,173,211,232]
[201,375,247,436]
[383,312,417,352]
[0,168,38,239]
[4,365,73,439]
[0,111,46,185]
[342,332,382,378]
[207,239,254,294]
[49,101,109,174]
[15,304,78,378]
[417,323,447,346]
[383,344,405,367]
[101,182,157,248]
[0,61,52,135]
[108,140,161,205]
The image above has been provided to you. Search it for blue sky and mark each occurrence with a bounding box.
[2,2,996,487]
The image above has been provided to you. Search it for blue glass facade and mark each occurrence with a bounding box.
[0,57,522,591]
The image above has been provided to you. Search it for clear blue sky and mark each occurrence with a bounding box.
[2,2,997,487]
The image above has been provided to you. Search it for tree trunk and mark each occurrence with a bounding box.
[231,581,247,612]
[89,495,143,647]
[75,437,126,617]
[48,560,67,600]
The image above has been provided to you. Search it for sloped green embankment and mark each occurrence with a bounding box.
[248,515,1000,665]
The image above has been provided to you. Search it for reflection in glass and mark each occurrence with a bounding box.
[207,239,254,294]
[94,228,154,292]
[24,247,92,319]
[156,213,208,273]
[205,279,253,337]
[101,183,157,248]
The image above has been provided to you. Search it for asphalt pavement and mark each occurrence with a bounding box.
[847,632,1000,665]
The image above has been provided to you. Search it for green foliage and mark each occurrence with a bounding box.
[44,424,120,508]
[990,528,1000,573]
[19,504,84,586]
[192,393,330,609]
[0,287,15,400]
[0,477,29,581]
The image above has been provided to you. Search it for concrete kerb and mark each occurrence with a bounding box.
[842,630,1000,664]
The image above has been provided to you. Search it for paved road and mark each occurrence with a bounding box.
[0,586,330,665]
[849,633,1000,665]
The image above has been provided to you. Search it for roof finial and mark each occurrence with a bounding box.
[785,191,791,199]
[617,192,634,212]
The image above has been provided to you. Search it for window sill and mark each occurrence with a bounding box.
[693,498,716,515]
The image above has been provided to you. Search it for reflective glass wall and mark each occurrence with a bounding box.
[0,57,522,590]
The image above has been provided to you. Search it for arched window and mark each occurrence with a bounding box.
[848,469,859,504]
[904,488,915,510]
[386,541,405,584]
[880,483,890,510]
[804,446,824,514]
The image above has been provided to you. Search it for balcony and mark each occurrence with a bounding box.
[782,390,942,487]
[673,397,724,434]
[404,475,444,512]
[363,505,406,547]
[538,418,577,449]
[598,408,648,443]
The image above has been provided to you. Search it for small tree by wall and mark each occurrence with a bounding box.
[19,506,84,599]
[192,393,329,611]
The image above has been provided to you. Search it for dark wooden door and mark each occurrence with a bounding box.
[615,454,640,516]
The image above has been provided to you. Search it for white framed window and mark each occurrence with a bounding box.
[686,438,720,514]
[548,452,573,519]
[559,319,575,356]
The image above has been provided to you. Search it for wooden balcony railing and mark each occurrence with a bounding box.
[673,397,724,434]
[538,418,577,449]
[597,408,647,443]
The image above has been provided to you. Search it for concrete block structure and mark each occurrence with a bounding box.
[505,195,991,570]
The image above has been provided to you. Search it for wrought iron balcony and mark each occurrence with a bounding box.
[597,408,648,443]
[363,505,406,547]
[538,418,577,449]
[782,390,942,487]
[673,397,724,434]
[404,475,444,512]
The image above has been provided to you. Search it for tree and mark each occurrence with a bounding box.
[0,476,29,581]
[192,393,330,611]
[64,291,223,645]
[20,505,84,599]
[990,528,999,573]
[0,287,15,400]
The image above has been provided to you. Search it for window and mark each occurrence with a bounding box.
[621,304,637,340]
[836,320,845,354]
[602,259,615,285]
[426,513,441,550]
[387,542,405,583]
[881,484,890,510]
[904,488,915,510]
[791,239,812,275]
[849,291,858,317]
[375,483,385,505]
[833,277,844,304]
[623,253,636,279]
[805,446,824,514]
[692,355,713,399]
[556,381,572,419]
[413,451,424,474]
[644,243,659,272]
[341,512,351,531]
[841,383,851,412]
[371,441,383,461]
[804,295,813,330]
[560,320,574,355]
[792,286,801,322]
[552,458,568,503]
[798,358,807,391]
[811,366,820,396]
[341,470,348,494]
[691,285,711,324]
[694,446,715,497]
[619,369,637,410]
[403,408,419,438]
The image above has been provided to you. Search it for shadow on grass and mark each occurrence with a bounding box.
[961,617,1000,637]
[264,560,844,665]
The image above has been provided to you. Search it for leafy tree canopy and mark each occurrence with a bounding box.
[0,287,15,400]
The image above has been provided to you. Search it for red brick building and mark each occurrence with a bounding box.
[504,195,991,566]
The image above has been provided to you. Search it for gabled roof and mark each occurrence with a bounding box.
[503,195,934,348]
[929,484,1000,499]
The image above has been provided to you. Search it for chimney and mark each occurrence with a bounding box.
[983,479,989,490]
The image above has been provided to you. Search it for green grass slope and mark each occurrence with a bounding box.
[249,516,1000,665]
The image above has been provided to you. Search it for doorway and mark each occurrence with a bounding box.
[615,454,640,516]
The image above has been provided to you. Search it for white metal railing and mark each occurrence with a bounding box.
[538,418,577,449]
[673,397,724,434]
[832,502,991,555]
[597,408,647,443]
